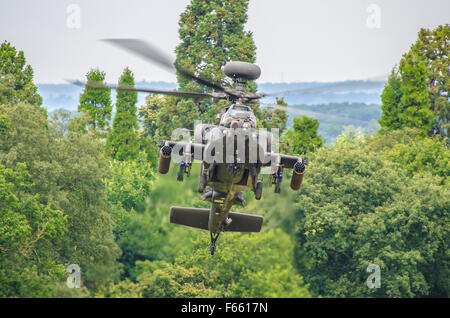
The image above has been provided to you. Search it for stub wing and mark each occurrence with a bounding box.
[170,206,263,233]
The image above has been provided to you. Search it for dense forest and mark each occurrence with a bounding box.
[0,0,448,298]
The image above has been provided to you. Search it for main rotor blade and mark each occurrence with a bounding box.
[265,103,369,126]
[67,79,213,99]
[264,75,387,97]
[101,38,226,92]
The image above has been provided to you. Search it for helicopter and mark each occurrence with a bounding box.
[71,39,381,254]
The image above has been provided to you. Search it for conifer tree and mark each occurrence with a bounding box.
[379,68,403,130]
[380,53,434,135]
[107,68,139,160]
[410,25,449,136]
[78,69,112,132]
[0,41,42,106]
[175,0,265,124]
[141,0,280,139]
[380,25,448,136]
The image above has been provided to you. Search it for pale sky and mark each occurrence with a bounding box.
[0,0,448,84]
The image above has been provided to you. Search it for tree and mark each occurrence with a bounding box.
[140,0,268,139]
[409,25,449,136]
[48,112,121,291]
[0,104,121,292]
[293,135,449,297]
[175,230,310,298]
[106,68,140,160]
[0,111,11,136]
[175,0,257,97]
[261,97,289,134]
[386,136,449,185]
[139,94,164,138]
[78,69,112,132]
[281,115,325,155]
[0,41,42,106]
[103,229,311,298]
[379,68,403,130]
[380,53,434,135]
[380,25,449,137]
[106,155,154,239]
[0,162,67,297]
[366,128,449,185]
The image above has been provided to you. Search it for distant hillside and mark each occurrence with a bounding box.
[258,81,384,105]
[38,81,178,112]
[280,102,382,143]
[38,80,384,111]
[39,80,384,143]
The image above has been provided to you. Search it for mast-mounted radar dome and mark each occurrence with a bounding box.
[224,61,261,81]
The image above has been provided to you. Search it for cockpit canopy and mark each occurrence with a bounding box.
[228,105,251,116]
[219,104,257,128]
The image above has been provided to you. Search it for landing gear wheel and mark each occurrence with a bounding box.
[255,182,263,200]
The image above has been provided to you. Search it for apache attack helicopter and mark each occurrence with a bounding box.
[71,39,379,254]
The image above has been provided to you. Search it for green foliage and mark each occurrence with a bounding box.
[2,10,449,301]
[409,25,449,136]
[0,41,42,106]
[175,0,256,93]
[0,105,121,293]
[386,136,449,185]
[133,261,212,298]
[139,0,273,139]
[106,229,310,298]
[116,164,205,279]
[293,135,449,297]
[178,230,310,298]
[78,69,112,132]
[139,94,163,138]
[138,133,158,167]
[0,110,11,136]
[241,178,299,237]
[380,54,434,135]
[367,127,423,152]
[106,156,154,239]
[379,69,403,130]
[380,25,449,136]
[366,128,449,184]
[96,280,142,298]
[261,98,289,134]
[0,163,67,297]
[106,157,154,213]
[117,207,172,279]
[107,68,140,160]
[281,115,325,155]
[48,113,121,291]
